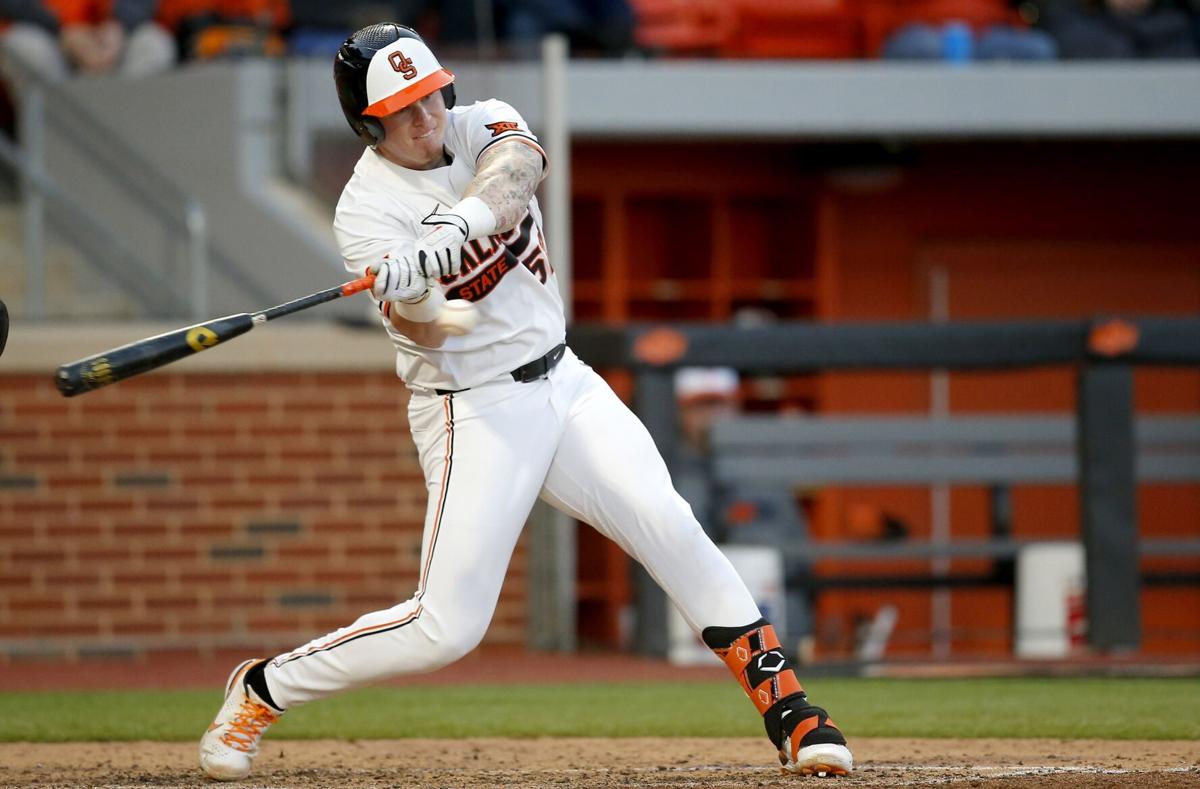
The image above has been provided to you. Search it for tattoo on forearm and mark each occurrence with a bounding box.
[466,141,544,233]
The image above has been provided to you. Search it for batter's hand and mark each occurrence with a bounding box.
[414,208,468,280]
[369,256,429,303]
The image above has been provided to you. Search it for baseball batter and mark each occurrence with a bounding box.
[200,23,852,781]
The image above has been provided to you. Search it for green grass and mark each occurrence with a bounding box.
[1,678,1197,742]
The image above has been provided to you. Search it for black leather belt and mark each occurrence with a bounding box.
[435,343,566,395]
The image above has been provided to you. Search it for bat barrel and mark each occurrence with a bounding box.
[55,314,255,397]
[52,274,373,398]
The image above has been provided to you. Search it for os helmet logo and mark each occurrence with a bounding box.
[389,51,418,80]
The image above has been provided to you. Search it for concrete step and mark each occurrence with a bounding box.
[0,200,138,319]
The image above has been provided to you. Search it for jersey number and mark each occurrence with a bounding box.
[444,213,551,301]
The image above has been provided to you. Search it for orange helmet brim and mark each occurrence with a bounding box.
[362,69,455,117]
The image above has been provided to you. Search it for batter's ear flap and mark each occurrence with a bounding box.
[441,83,456,110]
[335,48,383,147]
[362,117,385,146]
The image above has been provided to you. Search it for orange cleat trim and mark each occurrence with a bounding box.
[219,699,279,752]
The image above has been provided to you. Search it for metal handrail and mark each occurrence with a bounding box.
[0,132,191,316]
[1,53,273,318]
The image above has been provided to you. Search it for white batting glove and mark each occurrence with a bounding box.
[414,212,467,280]
[414,197,499,280]
[369,257,428,303]
[415,220,465,279]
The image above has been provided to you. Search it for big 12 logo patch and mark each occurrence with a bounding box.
[484,121,520,137]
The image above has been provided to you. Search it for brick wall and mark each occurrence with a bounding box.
[0,370,528,661]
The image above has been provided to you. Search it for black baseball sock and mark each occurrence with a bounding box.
[244,660,283,712]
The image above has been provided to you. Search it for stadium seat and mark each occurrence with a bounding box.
[721,0,865,59]
[630,0,733,56]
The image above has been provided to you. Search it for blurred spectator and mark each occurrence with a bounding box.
[0,0,176,80]
[501,0,636,57]
[284,2,502,59]
[157,0,287,60]
[283,1,638,60]
[883,19,1058,59]
[437,0,502,51]
[286,2,429,58]
[1030,0,1198,57]
[673,366,741,540]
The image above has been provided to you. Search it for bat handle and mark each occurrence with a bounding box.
[341,272,376,297]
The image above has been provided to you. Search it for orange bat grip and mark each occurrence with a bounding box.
[341,272,376,296]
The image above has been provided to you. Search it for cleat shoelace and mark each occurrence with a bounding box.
[219,700,278,751]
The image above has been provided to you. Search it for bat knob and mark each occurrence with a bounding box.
[55,368,74,395]
[54,364,91,398]
[56,367,77,396]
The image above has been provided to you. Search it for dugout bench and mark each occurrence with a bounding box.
[710,414,1200,574]
[706,414,1200,654]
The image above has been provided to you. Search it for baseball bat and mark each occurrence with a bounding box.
[55,274,375,398]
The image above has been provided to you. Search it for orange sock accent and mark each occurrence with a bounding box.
[789,714,821,743]
[709,623,805,716]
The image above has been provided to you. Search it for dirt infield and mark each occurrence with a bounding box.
[1,738,1196,788]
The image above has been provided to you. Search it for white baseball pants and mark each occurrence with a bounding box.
[265,349,760,707]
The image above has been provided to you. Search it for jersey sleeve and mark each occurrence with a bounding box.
[456,99,547,169]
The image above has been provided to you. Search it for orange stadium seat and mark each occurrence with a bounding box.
[720,0,865,59]
[157,0,290,33]
[632,0,1023,59]
[157,0,289,59]
[629,0,734,55]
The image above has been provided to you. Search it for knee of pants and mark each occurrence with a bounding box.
[649,492,707,534]
[620,492,709,554]
[413,611,490,670]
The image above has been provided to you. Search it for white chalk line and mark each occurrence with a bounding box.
[539,763,1198,776]
[862,764,1198,777]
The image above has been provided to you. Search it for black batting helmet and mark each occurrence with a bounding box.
[334,23,457,147]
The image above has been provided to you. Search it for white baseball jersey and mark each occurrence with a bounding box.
[335,99,564,392]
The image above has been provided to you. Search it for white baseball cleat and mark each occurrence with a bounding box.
[785,742,854,777]
[777,703,853,777]
[199,659,282,781]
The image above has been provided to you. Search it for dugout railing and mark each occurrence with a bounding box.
[566,315,1200,657]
